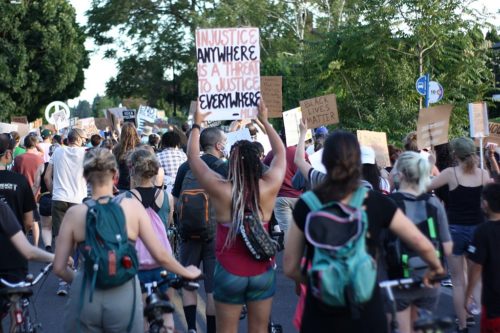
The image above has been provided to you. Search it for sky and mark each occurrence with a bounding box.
[67,0,500,107]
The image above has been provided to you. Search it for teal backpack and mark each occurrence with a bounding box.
[79,196,139,332]
[301,187,377,308]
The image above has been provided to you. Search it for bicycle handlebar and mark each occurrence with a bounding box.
[379,274,448,290]
[0,263,53,289]
[143,271,204,295]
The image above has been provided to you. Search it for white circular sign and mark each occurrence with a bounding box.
[428,81,444,104]
[45,101,70,125]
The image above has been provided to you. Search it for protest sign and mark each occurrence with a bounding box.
[0,122,18,133]
[357,130,391,168]
[299,94,339,129]
[52,110,70,130]
[122,109,137,126]
[261,76,282,118]
[94,118,110,131]
[224,128,252,156]
[196,27,260,120]
[309,148,326,173]
[468,102,489,138]
[45,101,70,125]
[77,117,100,136]
[416,104,453,150]
[138,105,157,123]
[189,101,197,117]
[11,116,28,124]
[15,123,31,137]
[487,122,500,145]
[282,107,313,147]
[31,118,43,129]
[156,110,166,119]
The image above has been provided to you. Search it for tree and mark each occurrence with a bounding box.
[91,94,118,118]
[0,0,89,121]
[73,100,92,118]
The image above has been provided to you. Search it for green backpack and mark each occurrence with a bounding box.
[79,196,139,332]
[301,187,377,308]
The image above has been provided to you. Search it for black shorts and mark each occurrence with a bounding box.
[180,238,215,293]
[39,194,52,217]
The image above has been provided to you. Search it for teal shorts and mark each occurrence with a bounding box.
[213,262,276,304]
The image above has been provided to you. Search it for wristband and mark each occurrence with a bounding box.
[192,124,201,130]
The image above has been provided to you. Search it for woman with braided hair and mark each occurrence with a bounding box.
[187,101,286,333]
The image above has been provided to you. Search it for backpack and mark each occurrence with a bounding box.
[384,192,443,279]
[239,212,279,261]
[301,187,377,308]
[80,196,138,332]
[176,160,225,241]
[128,190,172,270]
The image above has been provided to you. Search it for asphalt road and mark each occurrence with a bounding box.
[2,256,479,333]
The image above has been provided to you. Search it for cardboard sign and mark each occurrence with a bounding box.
[77,117,100,136]
[31,118,43,129]
[299,94,339,129]
[282,107,313,147]
[137,105,157,123]
[53,110,70,130]
[261,76,282,118]
[15,123,31,137]
[11,116,28,124]
[94,118,110,131]
[196,27,260,120]
[0,122,18,133]
[416,104,453,149]
[224,128,253,156]
[357,130,391,168]
[487,122,500,146]
[468,102,489,138]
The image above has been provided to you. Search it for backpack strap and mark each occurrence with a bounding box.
[349,187,368,209]
[301,191,323,212]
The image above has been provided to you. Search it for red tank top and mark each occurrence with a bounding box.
[215,223,274,277]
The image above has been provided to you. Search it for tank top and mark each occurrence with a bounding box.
[215,222,273,277]
[130,187,170,227]
[447,168,484,226]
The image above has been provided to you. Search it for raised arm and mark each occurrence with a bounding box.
[260,101,286,186]
[186,107,226,198]
[428,167,451,191]
[294,118,313,180]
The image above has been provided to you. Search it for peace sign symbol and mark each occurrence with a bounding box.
[45,101,70,125]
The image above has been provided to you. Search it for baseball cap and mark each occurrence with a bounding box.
[41,129,53,139]
[361,146,376,165]
[0,133,16,155]
[450,137,476,159]
[315,126,329,136]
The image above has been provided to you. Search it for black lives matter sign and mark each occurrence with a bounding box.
[196,28,260,120]
[299,94,339,129]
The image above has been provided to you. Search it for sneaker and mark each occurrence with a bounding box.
[441,278,453,288]
[56,281,69,296]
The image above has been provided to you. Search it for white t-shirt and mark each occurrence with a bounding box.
[39,142,52,163]
[49,146,87,203]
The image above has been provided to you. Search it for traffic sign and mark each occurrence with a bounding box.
[428,81,444,104]
[416,76,427,96]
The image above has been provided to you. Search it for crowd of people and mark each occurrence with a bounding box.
[0,99,499,333]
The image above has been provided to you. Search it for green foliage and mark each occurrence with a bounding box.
[0,0,89,121]
[86,0,496,142]
[72,100,92,118]
[91,94,118,118]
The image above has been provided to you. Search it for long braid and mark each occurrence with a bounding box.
[224,140,263,249]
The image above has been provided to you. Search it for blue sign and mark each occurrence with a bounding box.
[416,76,427,96]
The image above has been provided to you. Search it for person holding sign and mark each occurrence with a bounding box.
[428,137,492,332]
[187,100,286,333]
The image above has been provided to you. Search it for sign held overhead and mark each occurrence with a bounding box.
[299,94,339,129]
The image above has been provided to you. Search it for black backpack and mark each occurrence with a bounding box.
[384,192,444,279]
[176,160,225,241]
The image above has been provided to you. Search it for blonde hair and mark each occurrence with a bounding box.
[394,151,431,195]
[127,147,160,183]
[83,148,117,185]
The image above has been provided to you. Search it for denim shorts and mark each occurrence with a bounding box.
[449,224,477,256]
[138,268,171,294]
[213,262,276,304]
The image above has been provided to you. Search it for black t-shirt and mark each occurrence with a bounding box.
[172,154,228,198]
[467,220,500,318]
[0,200,26,272]
[292,190,398,333]
[0,170,36,226]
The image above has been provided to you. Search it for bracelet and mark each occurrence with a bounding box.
[192,124,201,130]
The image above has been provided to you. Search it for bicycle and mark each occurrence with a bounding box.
[379,276,453,333]
[0,263,53,333]
[167,224,181,261]
[143,271,201,333]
